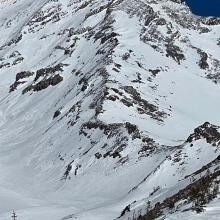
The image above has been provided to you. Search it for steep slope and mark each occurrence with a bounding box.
[0,0,219,219]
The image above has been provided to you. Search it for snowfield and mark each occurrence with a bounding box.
[0,0,220,219]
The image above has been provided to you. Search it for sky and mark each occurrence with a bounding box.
[185,0,220,16]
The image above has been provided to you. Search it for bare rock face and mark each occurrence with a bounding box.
[187,122,220,145]
[10,71,34,92]
[203,17,220,26]
[34,64,64,82]
[22,74,63,93]
[9,64,64,93]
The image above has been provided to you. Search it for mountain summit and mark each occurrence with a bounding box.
[0,0,220,219]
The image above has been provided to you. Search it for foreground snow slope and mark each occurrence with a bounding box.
[0,0,220,219]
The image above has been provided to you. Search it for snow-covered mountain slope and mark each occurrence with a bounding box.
[0,0,220,219]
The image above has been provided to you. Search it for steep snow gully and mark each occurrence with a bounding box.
[0,0,220,219]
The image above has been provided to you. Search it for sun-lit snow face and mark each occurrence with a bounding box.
[0,0,219,220]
